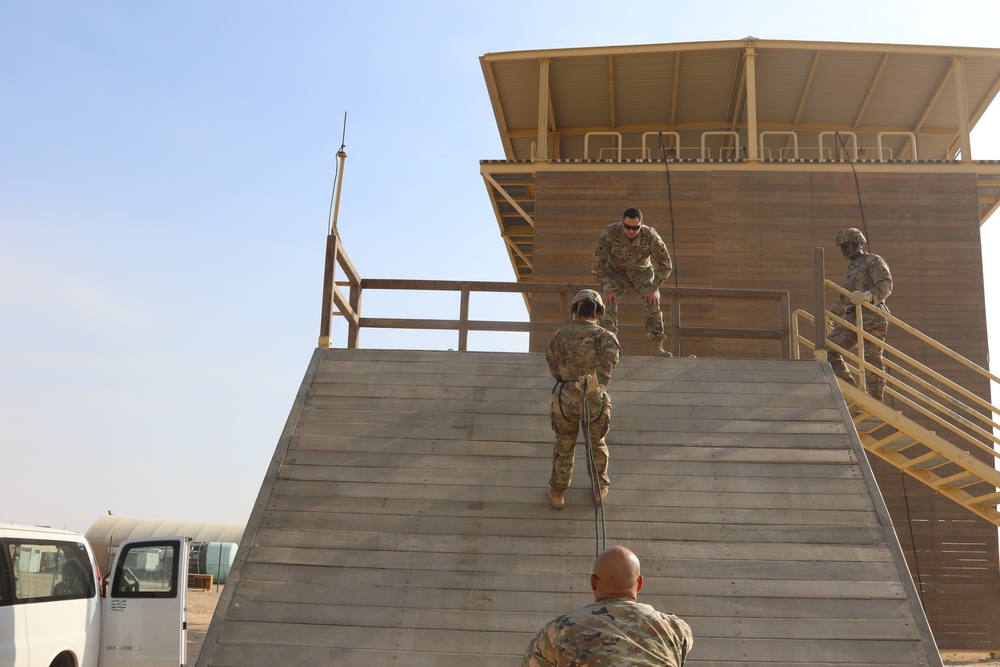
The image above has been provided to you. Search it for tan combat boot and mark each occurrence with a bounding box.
[548,486,565,509]
[652,337,672,357]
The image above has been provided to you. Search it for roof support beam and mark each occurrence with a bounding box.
[953,56,973,160]
[744,44,759,161]
[608,55,616,129]
[536,58,550,161]
[482,172,535,228]
[670,52,680,126]
[853,54,889,129]
[793,52,821,127]
[907,61,955,159]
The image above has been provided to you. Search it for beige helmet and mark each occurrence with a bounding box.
[835,227,867,246]
[570,289,605,318]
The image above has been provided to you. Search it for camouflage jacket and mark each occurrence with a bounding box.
[592,223,673,294]
[830,252,893,320]
[521,598,693,667]
[546,321,621,387]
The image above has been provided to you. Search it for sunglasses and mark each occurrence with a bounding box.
[623,222,641,231]
[838,242,853,249]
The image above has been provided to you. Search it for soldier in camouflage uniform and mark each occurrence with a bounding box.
[546,290,621,509]
[592,207,674,355]
[827,227,893,401]
[522,545,693,667]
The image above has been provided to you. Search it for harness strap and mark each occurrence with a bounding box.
[552,380,608,423]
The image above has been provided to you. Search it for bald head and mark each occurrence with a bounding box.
[590,545,644,601]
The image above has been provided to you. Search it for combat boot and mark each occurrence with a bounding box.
[595,486,609,503]
[548,486,565,509]
[836,370,858,387]
[651,337,672,357]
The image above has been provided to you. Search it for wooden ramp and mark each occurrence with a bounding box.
[197,348,942,667]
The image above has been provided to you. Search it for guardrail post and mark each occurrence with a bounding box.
[778,293,791,359]
[855,307,867,393]
[318,233,338,348]
[347,280,361,349]
[459,284,471,351]
[813,247,827,361]
[669,292,681,357]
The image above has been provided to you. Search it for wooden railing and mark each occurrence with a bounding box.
[318,232,791,355]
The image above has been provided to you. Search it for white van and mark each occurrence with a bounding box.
[0,524,189,667]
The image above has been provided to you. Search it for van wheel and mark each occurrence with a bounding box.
[50,653,75,667]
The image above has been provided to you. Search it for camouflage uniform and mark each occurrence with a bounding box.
[521,597,694,667]
[591,223,673,340]
[546,320,621,494]
[828,252,893,400]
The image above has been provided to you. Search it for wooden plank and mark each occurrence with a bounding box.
[287,435,857,463]
[265,495,878,527]
[267,478,881,511]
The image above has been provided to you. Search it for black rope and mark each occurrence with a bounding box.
[834,130,871,251]
[836,133,919,596]
[899,471,924,602]
[658,132,679,288]
[580,377,607,558]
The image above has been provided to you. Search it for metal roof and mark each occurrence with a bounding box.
[479,38,1000,281]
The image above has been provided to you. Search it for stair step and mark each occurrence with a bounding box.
[933,473,983,488]
[853,415,884,431]
[902,452,949,470]
[872,432,919,451]
[969,491,1000,506]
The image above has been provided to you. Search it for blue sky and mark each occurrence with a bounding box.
[3,0,1000,532]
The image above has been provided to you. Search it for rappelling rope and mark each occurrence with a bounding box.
[835,131,918,592]
[658,131,680,288]
[580,375,608,558]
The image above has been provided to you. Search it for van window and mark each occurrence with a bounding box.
[7,538,95,602]
[109,542,179,598]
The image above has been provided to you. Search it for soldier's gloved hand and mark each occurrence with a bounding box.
[576,373,602,396]
[849,290,870,305]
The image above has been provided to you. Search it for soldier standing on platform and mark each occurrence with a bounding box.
[827,227,893,401]
[545,290,621,509]
[592,207,674,355]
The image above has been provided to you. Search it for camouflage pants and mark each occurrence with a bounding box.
[828,318,889,400]
[549,384,611,493]
[598,282,664,340]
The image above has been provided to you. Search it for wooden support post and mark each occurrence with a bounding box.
[318,233,338,348]
[813,247,827,361]
[459,285,471,351]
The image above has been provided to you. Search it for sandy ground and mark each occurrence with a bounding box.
[183,585,997,665]
[187,584,224,663]
[942,655,1000,667]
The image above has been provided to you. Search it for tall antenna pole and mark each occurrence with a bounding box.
[319,113,348,348]
[329,113,348,234]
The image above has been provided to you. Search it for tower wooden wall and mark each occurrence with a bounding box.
[527,167,999,649]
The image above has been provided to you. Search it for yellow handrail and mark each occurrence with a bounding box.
[792,277,1000,469]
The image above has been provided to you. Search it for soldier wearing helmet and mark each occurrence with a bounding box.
[827,227,893,401]
[591,207,674,355]
[545,289,622,508]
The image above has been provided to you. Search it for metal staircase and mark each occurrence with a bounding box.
[843,383,1000,524]
[794,274,1000,526]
